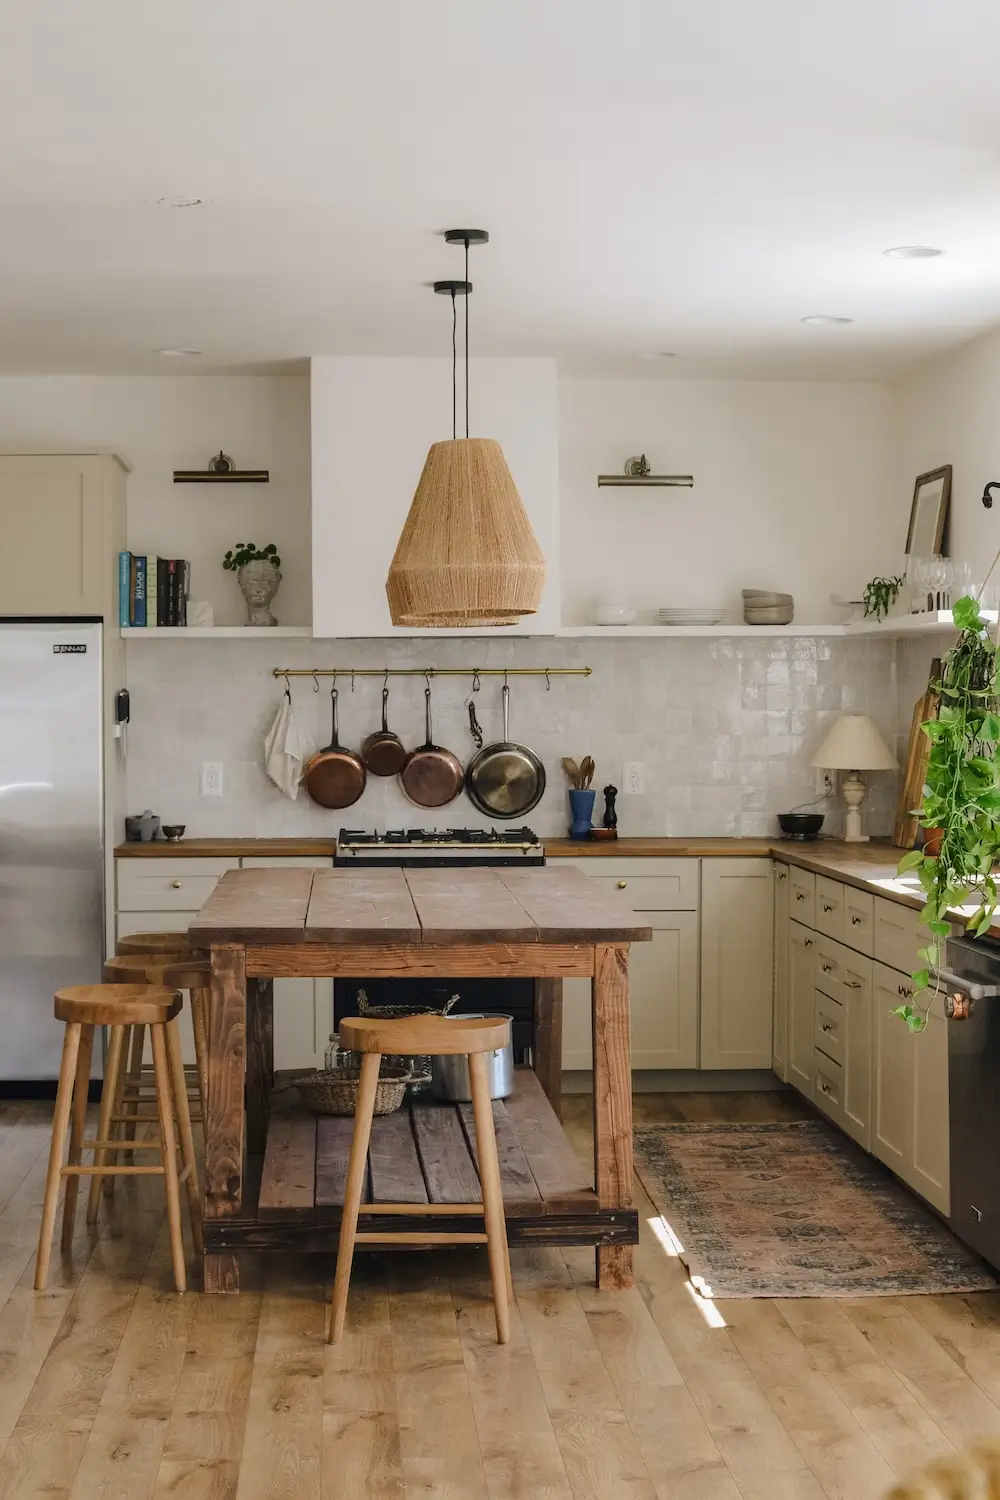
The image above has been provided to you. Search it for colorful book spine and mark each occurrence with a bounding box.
[118,552,131,627]
[146,556,158,629]
[132,556,147,627]
[166,559,178,625]
[157,558,167,625]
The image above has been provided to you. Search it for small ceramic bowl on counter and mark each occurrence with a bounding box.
[593,604,637,626]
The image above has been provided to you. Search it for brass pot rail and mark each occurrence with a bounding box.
[271,667,591,679]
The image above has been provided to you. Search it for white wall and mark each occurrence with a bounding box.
[310,356,560,636]
[0,375,311,625]
[560,378,898,624]
[893,325,1000,587]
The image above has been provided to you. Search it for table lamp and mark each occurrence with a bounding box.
[810,714,897,843]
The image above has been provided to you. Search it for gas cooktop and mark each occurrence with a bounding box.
[335,827,545,866]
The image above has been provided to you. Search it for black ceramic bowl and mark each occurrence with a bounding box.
[778,813,824,841]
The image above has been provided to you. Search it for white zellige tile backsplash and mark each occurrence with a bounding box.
[124,635,900,840]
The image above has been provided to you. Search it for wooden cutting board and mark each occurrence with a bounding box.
[893,658,941,850]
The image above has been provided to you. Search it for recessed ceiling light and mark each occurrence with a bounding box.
[157,348,202,357]
[800,315,854,326]
[883,245,945,259]
[155,195,204,208]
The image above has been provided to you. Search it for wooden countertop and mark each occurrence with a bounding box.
[114,837,337,858]
[545,836,776,857]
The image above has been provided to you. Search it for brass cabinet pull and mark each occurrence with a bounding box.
[617,880,627,889]
[897,983,912,998]
[777,869,787,881]
[822,902,834,913]
[804,938,814,947]
[844,979,862,990]
[796,891,806,901]
[819,1079,834,1096]
[821,1021,833,1032]
[851,914,863,925]
[171,879,182,889]
[821,963,834,973]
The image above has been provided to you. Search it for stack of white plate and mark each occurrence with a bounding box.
[743,589,794,625]
[657,607,725,626]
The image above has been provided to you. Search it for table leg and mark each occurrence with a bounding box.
[245,977,274,1156]
[204,942,246,1294]
[592,943,633,1289]
[533,978,563,1118]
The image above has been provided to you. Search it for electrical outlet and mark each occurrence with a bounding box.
[623,761,645,795]
[200,761,224,798]
[815,768,835,797]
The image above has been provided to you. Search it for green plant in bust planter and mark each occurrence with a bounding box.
[895,594,1000,1030]
[222,542,282,627]
[862,574,904,621]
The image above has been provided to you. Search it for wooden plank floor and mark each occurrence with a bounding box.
[2,1089,1000,1498]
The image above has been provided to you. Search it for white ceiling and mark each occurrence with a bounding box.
[2,0,1000,379]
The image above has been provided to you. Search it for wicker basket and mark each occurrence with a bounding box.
[352,989,458,1093]
[292,1064,411,1117]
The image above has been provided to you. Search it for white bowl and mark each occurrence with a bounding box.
[594,604,637,626]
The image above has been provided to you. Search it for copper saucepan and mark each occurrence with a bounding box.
[362,681,407,777]
[305,687,367,809]
[398,683,464,808]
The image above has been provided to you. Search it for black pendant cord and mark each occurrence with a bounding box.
[451,290,458,441]
[464,237,470,438]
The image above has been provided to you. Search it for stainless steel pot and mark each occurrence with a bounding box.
[430,1013,514,1101]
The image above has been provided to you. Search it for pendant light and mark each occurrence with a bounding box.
[385,229,546,628]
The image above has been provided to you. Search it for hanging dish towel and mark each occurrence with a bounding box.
[264,690,317,801]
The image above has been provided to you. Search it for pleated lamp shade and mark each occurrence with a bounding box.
[386,437,546,627]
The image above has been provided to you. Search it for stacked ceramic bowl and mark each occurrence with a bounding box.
[743,589,794,625]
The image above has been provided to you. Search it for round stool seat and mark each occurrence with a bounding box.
[340,1013,511,1058]
[54,984,182,1027]
[104,953,210,991]
[116,932,197,957]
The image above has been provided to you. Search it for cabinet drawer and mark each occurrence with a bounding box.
[789,866,816,927]
[815,877,844,941]
[117,858,238,912]
[815,935,844,1003]
[814,1052,844,1120]
[843,887,874,956]
[556,858,698,909]
[815,992,844,1065]
[874,897,925,974]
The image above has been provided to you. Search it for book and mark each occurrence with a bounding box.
[118,552,131,628]
[181,560,190,626]
[132,555,147,627]
[157,557,168,626]
[146,556,158,629]
[166,559,179,626]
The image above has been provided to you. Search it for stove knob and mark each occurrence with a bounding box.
[946,991,972,1021]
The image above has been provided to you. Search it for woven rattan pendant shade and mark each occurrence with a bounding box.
[386,437,545,626]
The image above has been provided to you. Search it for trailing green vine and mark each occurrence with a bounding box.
[863,574,904,621]
[894,594,1000,1031]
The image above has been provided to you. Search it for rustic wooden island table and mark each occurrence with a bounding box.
[188,864,651,1294]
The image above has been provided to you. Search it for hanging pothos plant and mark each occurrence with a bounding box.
[894,594,1000,1031]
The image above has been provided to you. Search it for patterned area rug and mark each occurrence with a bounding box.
[634,1119,999,1298]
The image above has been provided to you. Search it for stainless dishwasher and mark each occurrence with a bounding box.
[940,932,1000,1271]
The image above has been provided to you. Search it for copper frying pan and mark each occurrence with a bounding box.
[305,687,367,809]
[398,684,464,808]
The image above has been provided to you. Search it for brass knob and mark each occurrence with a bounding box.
[844,979,862,990]
[617,880,627,889]
[821,963,833,973]
[897,983,912,998]
[804,938,814,947]
[796,891,805,901]
[777,870,787,881]
[822,903,833,913]
[171,879,182,889]
[821,1022,833,1032]
[851,915,862,925]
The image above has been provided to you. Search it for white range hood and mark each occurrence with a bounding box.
[310,356,561,637]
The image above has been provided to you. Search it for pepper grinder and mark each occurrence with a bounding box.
[603,784,618,832]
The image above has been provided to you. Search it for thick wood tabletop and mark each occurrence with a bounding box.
[189,865,653,946]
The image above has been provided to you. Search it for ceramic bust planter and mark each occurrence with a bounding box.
[238,558,281,626]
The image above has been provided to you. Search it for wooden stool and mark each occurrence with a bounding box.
[116,931,197,957]
[102,953,209,1137]
[329,1013,513,1346]
[34,984,202,1294]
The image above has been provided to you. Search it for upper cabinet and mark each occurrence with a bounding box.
[0,452,127,618]
[310,357,561,638]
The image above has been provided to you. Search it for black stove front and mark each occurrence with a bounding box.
[332,826,545,1053]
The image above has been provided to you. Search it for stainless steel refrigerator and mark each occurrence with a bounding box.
[0,621,104,1082]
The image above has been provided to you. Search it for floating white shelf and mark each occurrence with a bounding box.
[121,625,313,639]
[845,609,998,636]
[558,624,845,638]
